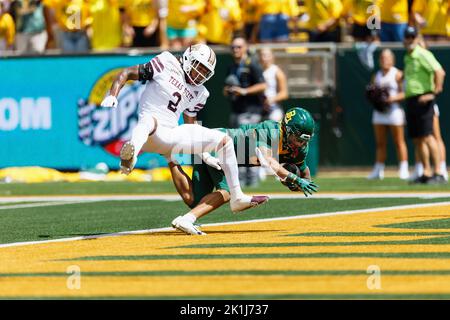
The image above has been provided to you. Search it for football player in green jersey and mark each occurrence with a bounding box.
[170,107,319,235]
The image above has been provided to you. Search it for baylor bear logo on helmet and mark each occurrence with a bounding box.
[283,107,315,142]
[285,110,296,123]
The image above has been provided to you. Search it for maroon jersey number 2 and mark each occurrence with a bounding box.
[167,92,182,112]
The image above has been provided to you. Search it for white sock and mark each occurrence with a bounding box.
[399,161,408,171]
[374,162,385,172]
[182,213,197,223]
[415,162,424,176]
[217,138,245,200]
[441,161,448,177]
[130,113,155,155]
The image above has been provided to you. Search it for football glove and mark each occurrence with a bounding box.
[284,173,319,197]
[201,152,222,170]
[100,95,118,108]
[282,180,302,192]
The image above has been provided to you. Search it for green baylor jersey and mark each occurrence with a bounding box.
[221,120,309,171]
[189,120,310,208]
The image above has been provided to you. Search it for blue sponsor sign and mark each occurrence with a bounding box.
[0,53,185,169]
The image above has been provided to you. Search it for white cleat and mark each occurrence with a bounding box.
[367,170,384,180]
[171,216,206,235]
[120,142,137,175]
[230,195,269,213]
[399,170,410,180]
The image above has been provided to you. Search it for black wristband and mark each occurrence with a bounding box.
[138,62,154,83]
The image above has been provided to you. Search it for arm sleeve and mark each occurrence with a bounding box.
[6,14,16,46]
[420,50,443,73]
[140,52,168,82]
[297,145,309,171]
[288,0,300,17]
[330,0,343,19]
[412,0,426,14]
[230,2,242,24]
[298,160,307,172]
[138,62,154,83]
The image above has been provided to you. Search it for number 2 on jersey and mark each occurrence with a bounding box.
[167,92,181,112]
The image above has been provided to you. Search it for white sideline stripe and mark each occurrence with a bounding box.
[0,201,450,249]
[1,192,450,203]
[0,201,98,211]
[0,195,181,203]
[0,227,174,249]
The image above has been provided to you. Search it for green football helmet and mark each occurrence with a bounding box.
[282,107,315,150]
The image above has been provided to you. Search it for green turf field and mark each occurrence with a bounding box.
[1,177,450,299]
[1,177,450,195]
[0,178,450,244]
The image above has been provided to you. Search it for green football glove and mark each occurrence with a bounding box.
[285,173,319,197]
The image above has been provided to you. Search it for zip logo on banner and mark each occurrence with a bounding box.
[77,68,143,156]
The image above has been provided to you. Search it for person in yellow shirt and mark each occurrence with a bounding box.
[239,0,257,42]
[121,0,167,48]
[378,0,408,41]
[86,0,122,51]
[0,1,15,51]
[47,0,92,52]
[167,0,205,49]
[412,0,449,42]
[254,0,300,43]
[342,0,378,41]
[197,0,241,45]
[304,0,343,42]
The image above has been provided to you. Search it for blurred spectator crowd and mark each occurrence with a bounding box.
[0,0,449,55]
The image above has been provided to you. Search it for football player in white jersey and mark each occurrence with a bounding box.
[100,44,269,214]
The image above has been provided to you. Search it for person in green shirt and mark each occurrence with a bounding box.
[168,107,319,235]
[10,0,48,54]
[403,26,446,184]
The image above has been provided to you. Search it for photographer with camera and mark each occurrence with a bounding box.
[224,36,266,187]
[366,49,409,180]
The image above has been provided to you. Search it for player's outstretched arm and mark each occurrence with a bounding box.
[300,166,311,181]
[255,146,290,180]
[284,173,318,197]
[256,147,318,197]
[100,66,140,108]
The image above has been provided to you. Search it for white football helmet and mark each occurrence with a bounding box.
[182,44,216,86]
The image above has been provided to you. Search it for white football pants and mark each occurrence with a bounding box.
[132,113,245,200]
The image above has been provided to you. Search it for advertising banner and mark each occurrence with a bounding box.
[0,53,179,170]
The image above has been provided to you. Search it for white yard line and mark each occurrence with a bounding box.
[1,192,450,203]
[0,201,98,211]
[1,200,450,249]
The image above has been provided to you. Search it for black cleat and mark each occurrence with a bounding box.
[429,174,447,185]
[409,175,432,184]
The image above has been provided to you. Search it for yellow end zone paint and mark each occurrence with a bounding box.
[1,204,450,298]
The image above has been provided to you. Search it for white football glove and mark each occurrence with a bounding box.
[201,152,222,170]
[100,95,118,108]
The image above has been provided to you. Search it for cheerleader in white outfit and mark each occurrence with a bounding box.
[259,47,288,121]
[368,49,409,180]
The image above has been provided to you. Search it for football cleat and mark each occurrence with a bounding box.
[120,141,137,175]
[367,169,384,180]
[230,195,269,213]
[428,174,447,185]
[409,175,432,184]
[399,169,410,180]
[171,216,206,235]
